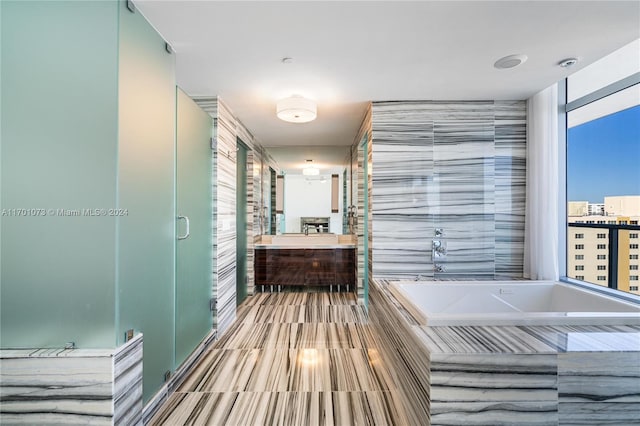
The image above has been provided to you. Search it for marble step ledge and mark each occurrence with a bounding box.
[0,334,143,426]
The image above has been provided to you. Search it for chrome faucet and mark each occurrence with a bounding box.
[303,224,309,235]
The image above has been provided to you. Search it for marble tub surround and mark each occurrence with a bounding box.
[0,334,143,426]
[369,281,431,425]
[149,293,411,425]
[370,279,640,425]
[370,101,526,280]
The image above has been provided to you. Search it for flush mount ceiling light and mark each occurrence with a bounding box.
[302,159,320,176]
[494,54,528,69]
[277,95,317,123]
[558,57,579,68]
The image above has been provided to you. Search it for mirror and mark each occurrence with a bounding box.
[265,146,353,235]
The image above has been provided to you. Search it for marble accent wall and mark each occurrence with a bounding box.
[371,101,526,280]
[245,149,255,296]
[213,101,237,335]
[353,105,372,305]
[0,335,143,425]
[113,334,144,425]
[236,120,256,298]
[495,101,527,277]
[195,98,236,336]
[252,148,263,237]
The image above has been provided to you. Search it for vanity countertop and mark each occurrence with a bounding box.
[255,234,356,249]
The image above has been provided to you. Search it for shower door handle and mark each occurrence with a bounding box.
[177,215,190,240]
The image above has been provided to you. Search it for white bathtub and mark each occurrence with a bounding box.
[389,280,640,326]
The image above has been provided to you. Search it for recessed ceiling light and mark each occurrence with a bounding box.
[558,57,579,68]
[281,57,293,64]
[494,54,528,70]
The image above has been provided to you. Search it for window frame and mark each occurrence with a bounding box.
[559,70,640,305]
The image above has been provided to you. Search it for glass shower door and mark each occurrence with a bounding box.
[175,89,213,367]
[432,119,496,279]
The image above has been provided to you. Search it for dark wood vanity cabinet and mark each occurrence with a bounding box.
[255,248,355,289]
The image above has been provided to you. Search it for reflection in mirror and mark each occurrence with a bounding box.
[343,169,348,234]
[265,146,351,235]
[270,168,277,234]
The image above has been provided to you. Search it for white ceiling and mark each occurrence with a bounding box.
[136,0,639,170]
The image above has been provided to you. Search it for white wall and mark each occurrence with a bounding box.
[284,174,343,234]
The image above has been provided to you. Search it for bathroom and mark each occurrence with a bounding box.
[1,1,639,425]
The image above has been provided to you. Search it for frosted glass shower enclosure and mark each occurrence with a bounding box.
[1,1,214,403]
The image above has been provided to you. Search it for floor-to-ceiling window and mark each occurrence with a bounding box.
[565,39,640,296]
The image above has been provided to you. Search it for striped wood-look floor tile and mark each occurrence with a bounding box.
[149,293,410,425]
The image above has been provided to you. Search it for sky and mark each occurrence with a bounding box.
[567,104,640,203]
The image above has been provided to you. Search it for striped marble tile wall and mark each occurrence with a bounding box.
[245,149,255,296]
[113,334,144,425]
[370,101,526,280]
[196,98,236,336]
[247,144,280,295]
[262,153,272,233]
[247,147,262,238]
[255,148,280,236]
[236,121,256,297]
[214,100,237,335]
[353,105,372,305]
[270,169,277,234]
[0,334,143,425]
[371,102,435,280]
[367,128,374,303]
[494,101,527,277]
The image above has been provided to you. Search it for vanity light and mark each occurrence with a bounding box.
[276,95,317,123]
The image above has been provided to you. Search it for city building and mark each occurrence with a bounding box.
[568,195,640,294]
